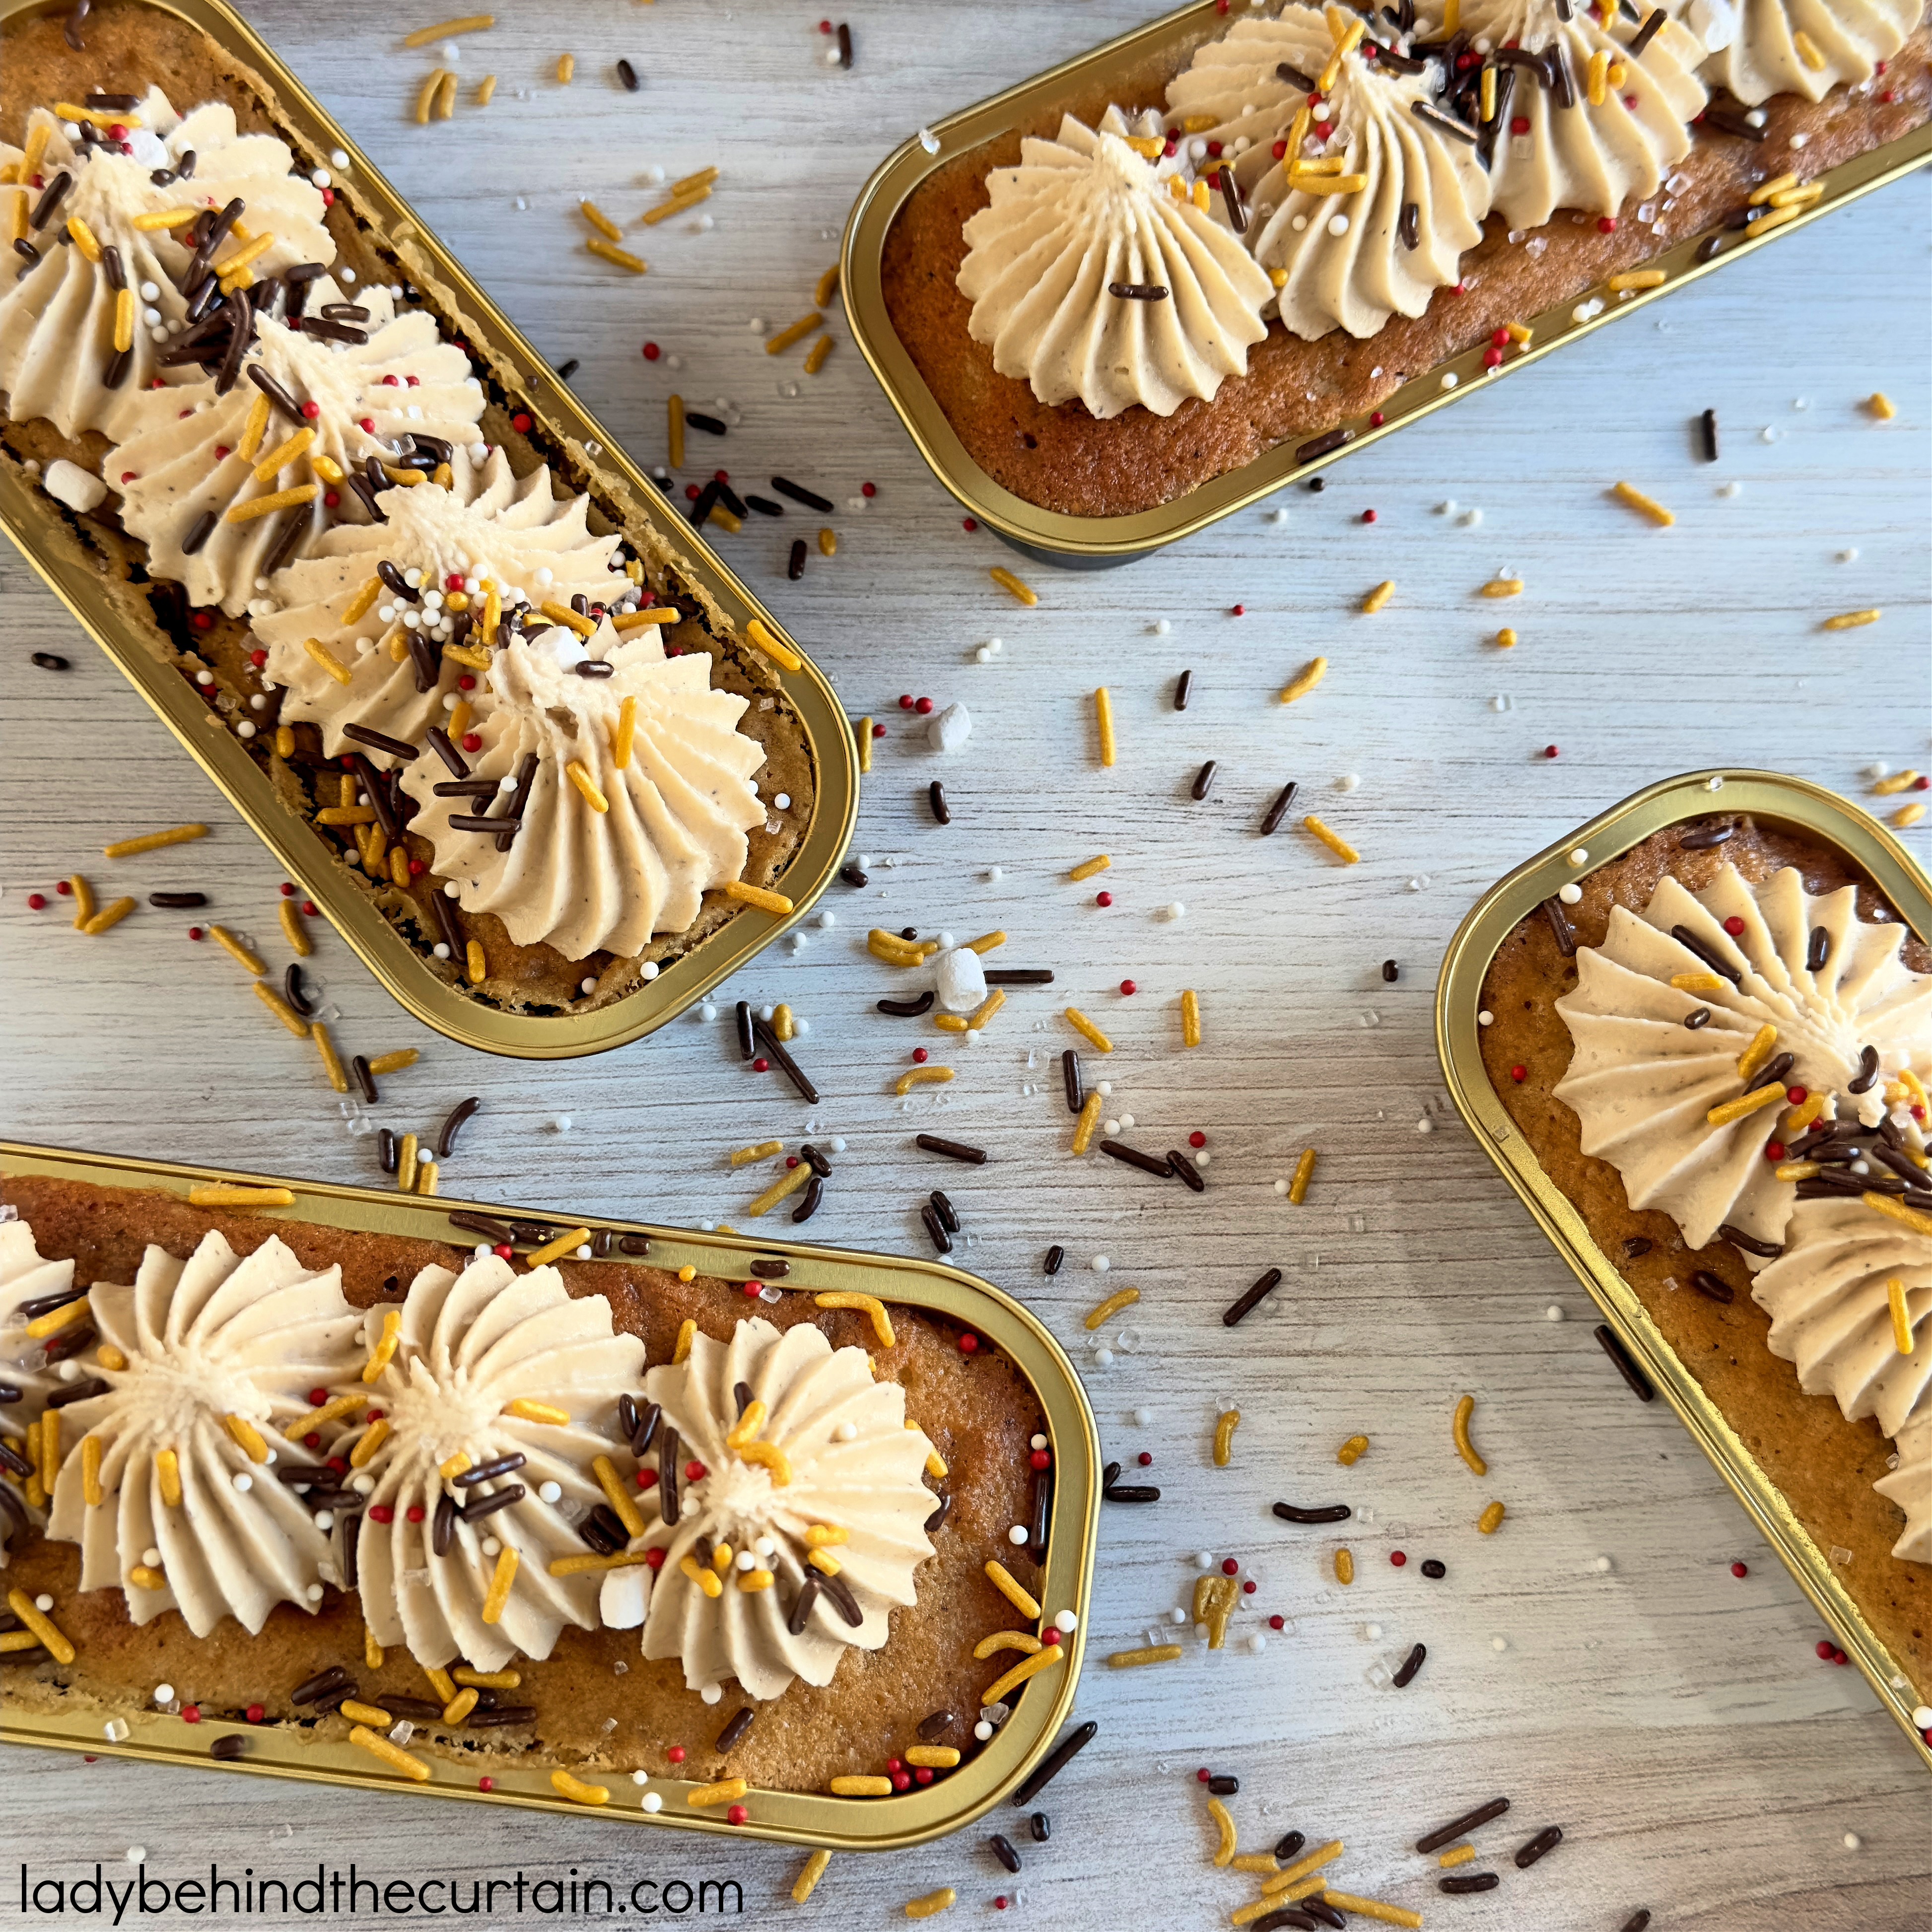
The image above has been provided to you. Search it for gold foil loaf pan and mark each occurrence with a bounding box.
[0,1140,1101,1846]
[0,0,856,1058]
[1435,771,1932,1768]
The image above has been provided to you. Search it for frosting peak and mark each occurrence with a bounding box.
[957,107,1273,418]
[45,1232,364,1635]
[1679,0,1918,104]
[623,1316,938,1701]
[400,618,768,963]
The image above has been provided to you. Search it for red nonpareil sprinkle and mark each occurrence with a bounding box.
[635,1466,660,1488]
[510,412,533,433]
[120,471,136,484]
[191,611,213,630]
[1029,1449,1050,1470]
[245,1705,265,1724]
[493,1243,513,1261]
[1231,603,1245,616]
[323,491,340,508]
[1510,1065,1527,1083]
[302,900,318,916]
[1240,1579,1256,1594]
[406,1504,425,1523]
[819,16,831,29]
[962,517,977,531]
[871,722,886,738]
[711,470,730,485]
[994,1900,1009,1913]
[369,1504,395,1524]
[1120,979,1137,996]
[1598,215,1617,232]
[478,1776,494,1791]
[912,1046,929,1063]
[1833,1649,1848,1665]
[1786,1086,1807,1104]
[1271,138,1288,159]
[1196,1767,1212,1783]
[357,417,375,434]
[742,1282,760,1298]
[1164,137,1178,156]
[1138,1451,1153,1466]
[667,1745,686,1763]
[861,482,877,498]
[309,1386,328,1404]
[642,342,660,360]
[1511,114,1530,134]
[1491,328,1511,347]
[55,880,72,896]
[644,1546,667,1569]
[1044,1626,1063,1642]
[1915,776,1930,791]
[958,1333,978,1354]
[898,693,914,709]
[300,400,320,420]
[1390,1550,1407,1567]
[1369,411,1385,427]
[786,1155,800,1168]
[382,374,399,387]
[1730,1561,1748,1578]
[1453,283,1467,296]
[727,1804,749,1825]
[1723,915,1746,936]
[1221,1557,1240,1577]
[187,926,204,941]
[1360,509,1377,524]
[181,1705,201,1724]
[1205,139,1223,158]
[1483,347,1504,368]
[1915,1104,1928,1123]
[915,696,934,714]
[303,1432,321,1449]
[685,483,701,501]
[1764,1143,1785,1164]
[1814,1639,1835,1659]
[914,1767,934,1785]
[1268,1614,1285,1631]
[1544,745,1559,759]
[462,733,482,753]
[457,674,476,691]
[752,1056,769,1073]
[891,1770,912,1792]
[1096,891,1112,907]
[684,1460,707,1481]
[409,858,425,877]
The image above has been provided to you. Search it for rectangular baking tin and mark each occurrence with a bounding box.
[0,1139,1102,1848]
[0,0,856,1058]
[1436,770,1932,1769]
[842,2,1932,567]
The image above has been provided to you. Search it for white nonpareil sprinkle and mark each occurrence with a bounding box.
[1335,773,1360,792]
[1478,1009,1494,1026]
[151,1682,173,1704]
[126,1847,147,1864]
[232,1472,252,1492]
[1054,1609,1078,1632]
[1567,847,1588,865]
[1092,1255,1109,1273]
[1007,1524,1029,1545]
[973,1721,994,1741]
[1326,214,1350,237]
[641,1792,663,1811]
[1843,1834,1862,1851]
[1558,883,1582,904]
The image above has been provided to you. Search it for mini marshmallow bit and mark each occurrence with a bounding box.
[928,701,972,754]
[44,459,108,514]
[933,944,988,1014]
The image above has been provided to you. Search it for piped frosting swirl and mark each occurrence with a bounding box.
[1458,0,1707,228]
[1681,0,1920,105]
[399,618,768,963]
[0,89,333,440]
[957,106,1273,419]
[0,1220,73,1562]
[1751,1195,1931,1562]
[44,1231,363,1636]
[350,1254,645,1673]
[106,282,485,614]
[253,452,628,756]
[1554,863,1932,1253]
[620,1316,938,1702]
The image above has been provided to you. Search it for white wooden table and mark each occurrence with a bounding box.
[3,1,1929,1923]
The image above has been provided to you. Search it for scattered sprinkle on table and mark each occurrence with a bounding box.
[1610,481,1674,526]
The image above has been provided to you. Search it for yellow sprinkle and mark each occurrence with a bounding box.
[1085,1286,1140,1330]
[1336,1434,1369,1467]
[339,1699,395,1728]
[130,205,201,230]
[81,1435,103,1508]
[98,822,209,863]
[503,1398,571,1426]
[1822,608,1880,630]
[125,1566,165,1592]
[731,1140,783,1167]
[362,1048,417,1079]
[481,1544,519,1623]
[303,1392,368,1429]
[439,1451,474,1482]
[668,393,685,470]
[806,1546,843,1578]
[815,1291,897,1348]
[80,897,136,936]
[1072,1090,1104,1156]
[1287,1148,1317,1204]
[425,1666,458,1705]
[1452,1392,1487,1475]
[365,1627,385,1669]
[803,334,833,376]
[6,1591,74,1665]
[737,1567,775,1592]
[1094,685,1116,765]
[521,1226,592,1270]
[724,879,798,920]
[1288,172,1368,195]
[869,928,932,965]
[1775,1162,1821,1182]
[253,979,311,1038]
[156,1448,182,1508]
[1302,815,1359,864]
[95,1345,126,1373]
[112,284,136,353]
[1208,1794,1239,1866]
[1611,480,1675,527]
[1064,1006,1113,1053]
[66,212,102,261]
[905,1891,957,1921]
[1495,628,1518,648]
[1213,1407,1240,1467]
[1746,171,1799,206]
[1069,853,1111,882]
[819,526,837,556]
[830,1774,893,1796]
[316,806,377,826]
[1865,1193,1932,1241]
[591,1454,648,1539]
[39,1411,59,1490]
[1322,1892,1422,1931]
[1873,769,1920,796]
[968,989,1006,1032]
[990,565,1038,607]
[1736,1023,1778,1082]
[895,1064,954,1096]
[1234,1854,1280,1876]
[981,1645,1063,1707]
[961,929,1008,957]
[739,1440,793,1485]
[1586,45,1611,104]
[1265,1839,1344,1894]
[1439,1843,1476,1868]
[349,1418,391,1467]
[765,310,824,354]
[743,615,805,674]
[1706,1084,1786,1127]
[1791,25,1825,66]
[983,1559,1041,1620]
[555,51,575,82]
[185,1183,292,1209]
[1867,391,1896,420]
[559,759,608,814]
[1481,577,1523,598]
[546,1768,609,1806]
[549,1550,653,1577]
[254,426,315,483]
[395,1132,419,1193]
[453,1666,521,1691]
[349,1725,431,1781]
[1477,1499,1506,1534]
[1334,1547,1354,1585]
[672,1317,696,1362]
[67,873,94,929]
[973,1630,1042,1660]
[273,724,297,759]
[24,1296,89,1342]
[404,12,494,48]
[1180,988,1202,1048]
[579,198,624,242]
[854,715,873,772]
[1108,1644,1183,1670]
[903,1746,960,1772]
[792,1850,832,1903]
[1290,156,1347,175]
[465,939,487,986]
[276,897,313,959]
[1669,971,1725,993]
[687,1776,748,1808]
[1895,802,1927,828]
[1889,1277,1914,1355]
[202,923,271,977]
[1607,269,1667,293]
[1480,65,1498,120]
[747,1160,813,1217]
[586,237,647,274]
[213,231,275,282]
[1281,656,1328,704]
[1361,580,1395,615]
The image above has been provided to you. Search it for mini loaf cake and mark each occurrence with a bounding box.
[0,1174,1064,1805]
[881,0,1930,517]
[1478,815,1931,1700]
[0,0,813,1016]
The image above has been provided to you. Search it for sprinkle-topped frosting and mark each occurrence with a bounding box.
[621,1316,938,1702]
[0,89,333,441]
[957,106,1273,419]
[1683,0,1920,105]
[350,1254,645,1673]
[1753,1196,1931,1562]
[1554,863,1932,1253]
[1457,0,1707,228]
[106,282,484,615]
[44,1231,362,1636]
[400,618,768,964]
[253,453,627,757]
[1191,6,1492,341]
[0,1220,72,1562]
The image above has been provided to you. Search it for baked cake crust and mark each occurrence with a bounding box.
[1477,816,1930,1701]
[0,1174,1047,1794]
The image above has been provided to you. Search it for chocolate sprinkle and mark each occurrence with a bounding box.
[836,20,852,66]
[1276,59,1320,89]
[818,1568,864,1627]
[659,1427,681,1524]
[455,1452,526,1489]
[1683,1006,1712,1029]
[344,722,419,763]
[1224,1267,1282,1327]
[1169,1151,1206,1194]
[984,968,1054,984]
[1847,1043,1880,1094]
[1702,106,1768,141]
[1689,1269,1734,1304]
[1273,1501,1353,1524]
[930,1189,961,1234]
[1192,759,1218,801]
[209,1734,247,1761]
[435,1097,480,1158]
[350,1053,378,1105]
[840,863,868,888]
[1099,1140,1173,1178]
[1695,233,1725,262]
[989,1834,1022,1874]
[1107,279,1171,300]
[715,1707,755,1752]
[684,412,727,437]
[1698,407,1720,463]
[1411,98,1480,142]
[745,494,783,516]
[878,989,935,1017]
[1031,1812,1052,1842]
[1274,1831,1306,1862]
[1392,1642,1427,1687]
[787,538,807,580]
[1252,1912,1319,1932]
[786,1574,822,1635]
[1261,781,1299,836]
[916,1133,986,1165]
[1543,896,1577,957]
[1420,1558,1447,1579]
[754,1015,820,1104]
[792,1174,824,1222]
[379,1128,399,1176]
[1174,669,1192,710]
[432,1494,456,1555]
[1416,1796,1510,1853]
[800,1143,833,1178]
[617,57,641,91]
[1295,428,1353,464]
[1628,5,1666,53]
[1514,1825,1563,1868]
[1670,923,1740,983]
[1044,1245,1063,1275]
[771,476,834,512]
[916,1709,955,1742]
[180,508,218,556]
[1207,1774,1239,1796]
[629,1401,662,1457]
[1061,1048,1084,1114]
[247,364,305,424]
[291,1665,351,1705]
[924,1491,951,1534]
[920,1202,953,1253]
[928,779,951,824]
[1029,1468,1050,1561]
[1620,1914,1653,1932]
[1806,924,1829,972]
[1440,1873,1500,1894]
[1011,1720,1097,1806]
[1678,820,1736,849]
[149,890,207,909]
